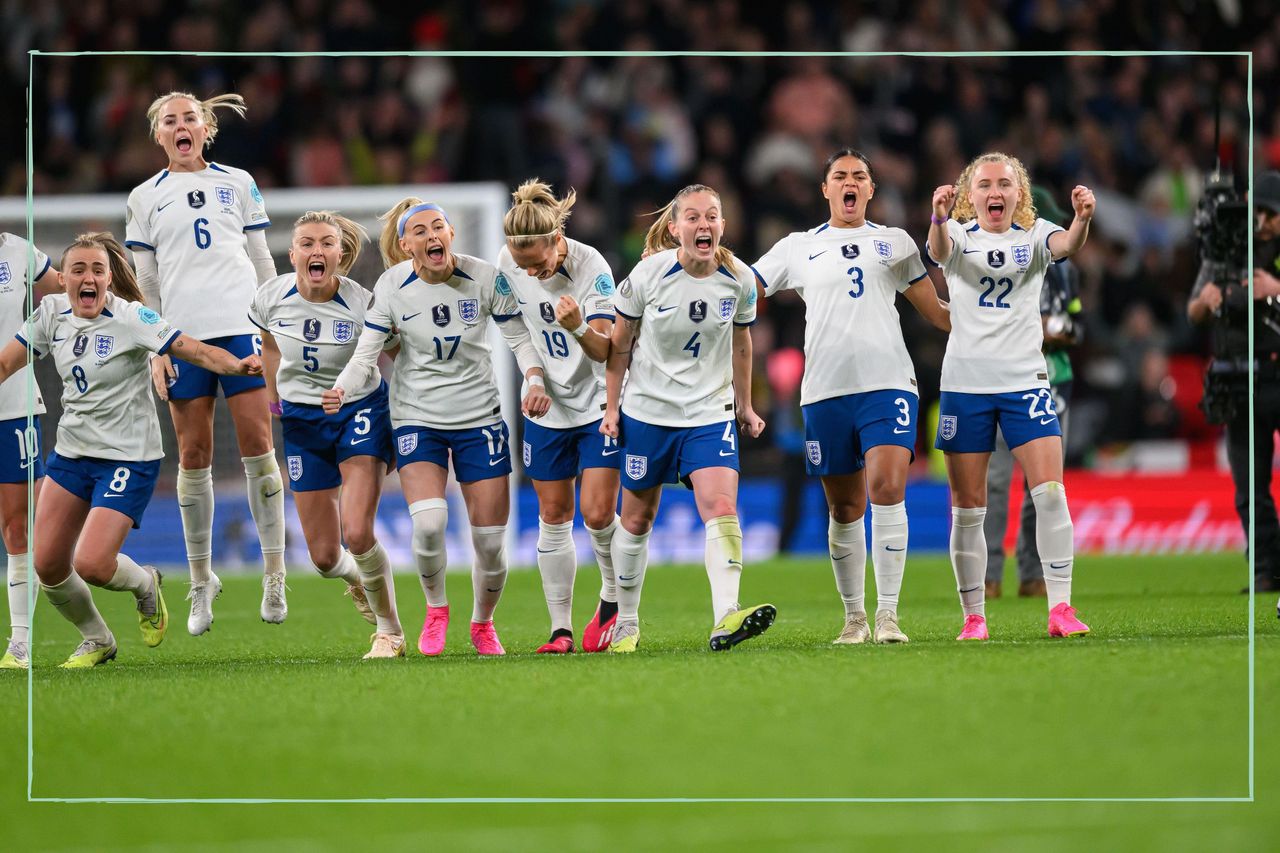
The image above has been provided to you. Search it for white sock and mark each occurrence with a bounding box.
[829,516,867,617]
[537,519,576,633]
[409,498,449,607]
[243,452,286,576]
[585,515,619,603]
[470,525,507,623]
[42,571,111,643]
[353,542,401,636]
[314,548,360,585]
[612,525,650,627]
[176,466,214,584]
[705,515,743,624]
[7,553,29,644]
[1030,482,1074,609]
[102,552,152,600]
[951,507,988,617]
[870,501,908,616]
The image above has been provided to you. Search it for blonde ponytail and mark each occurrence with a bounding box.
[294,210,368,276]
[377,197,423,269]
[644,184,739,273]
[146,91,247,147]
[61,232,144,304]
[504,178,576,250]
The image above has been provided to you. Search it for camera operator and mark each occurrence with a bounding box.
[1188,170,1280,594]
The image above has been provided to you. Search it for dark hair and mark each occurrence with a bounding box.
[823,148,876,187]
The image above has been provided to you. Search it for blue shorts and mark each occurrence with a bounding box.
[0,416,45,483]
[522,417,620,481]
[935,389,1063,453]
[282,383,394,492]
[168,334,266,400]
[617,413,738,491]
[801,390,918,476]
[394,421,512,483]
[46,452,161,529]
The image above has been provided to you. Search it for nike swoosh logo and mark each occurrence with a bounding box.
[959,586,981,594]
[808,251,828,260]
[831,552,851,560]
[158,201,174,212]
[962,248,982,254]
[52,335,65,342]
[657,305,677,313]
[601,449,619,456]
[1038,417,1056,425]
[350,437,371,445]
[1049,561,1070,569]
[264,489,282,498]
[516,298,527,305]
[102,493,123,499]
[618,574,638,582]
[719,450,735,456]
[727,559,742,567]
[489,458,504,466]
[886,546,905,552]
[536,548,557,554]
[893,427,911,434]
[276,321,294,328]
[401,312,422,322]
[8,581,22,587]
[18,461,29,470]
[178,502,195,508]
[486,587,504,593]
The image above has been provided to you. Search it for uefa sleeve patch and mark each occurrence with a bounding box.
[137,306,161,325]
[593,273,615,296]
[495,273,512,296]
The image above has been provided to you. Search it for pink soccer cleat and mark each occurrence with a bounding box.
[536,634,575,654]
[1048,603,1090,637]
[581,601,618,653]
[418,605,450,656]
[470,620,506,655]
[956,614,989,641]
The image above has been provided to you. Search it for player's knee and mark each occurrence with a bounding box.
[537,500,574,526]
[470,525,506,567]
[71,551,115,583]
[409,500,448,557]
[581,504,615,531]
[308,545,342,575]
[701,495,736,521]
[866,475,905,506]
[2,516,28,553]
[829,499,866,525]
[342,520,377,556]
[179,444,213,470]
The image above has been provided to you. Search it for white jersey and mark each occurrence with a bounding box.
[754,222,926,406]
[0,234,51,420]
[613,249,757,427]
[19,293,179,462]
[496,238,615,430]
[249,274,394,406]
[365,255,520,430]
[125,163,270,340]
[929,218,1064,393]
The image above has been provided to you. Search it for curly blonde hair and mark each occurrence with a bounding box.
[951,152,1037,230]
[146,92,247,148]
[643,184,739,273]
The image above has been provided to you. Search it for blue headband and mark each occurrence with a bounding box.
[397,202,449,237]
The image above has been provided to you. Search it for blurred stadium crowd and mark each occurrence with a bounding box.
[0,0,1271,473]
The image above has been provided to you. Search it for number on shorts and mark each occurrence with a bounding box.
[1022,389,1057,419]
[847,266,864,299]
[683,332,701,358]
[978,276,1013,309]
[894,397,911,426]
[541,329,570,358]
[433,336,461,360]
[193,218,212,250]
[302,345,319,373]
[481,425,506,459]
[353,408,372,435]
[13,428,29,469]
[109,467,131,493]
[722,421,736,452]
[71,365,88,393]
[252,334,263,356]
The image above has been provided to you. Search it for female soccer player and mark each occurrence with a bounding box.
[0,234,57,670]
[0,233,260,667]
[753,149,951,646]
[327,198,547,657]
[927,152,1094,640]
[250,211,404,659]
[125,91,284,636]
[497,179,620,654]
[601,183,774,653]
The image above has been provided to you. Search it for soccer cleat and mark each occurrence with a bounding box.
[344,583,377,625]
[1047,602,1090,637]
[59,637,117,669]
[536,634,575,654]
[709,603,776,652]
[137,567,169,648]
[261,572,288,624]
[832,612,870,645]
[418,604,450,656]
[985,580,1002,599]
[0,640,29,670]
[363,633,407,660]
[608,622,639,653]
[470,620,505,655]
[956,614,989,641]
[873,610,909,644]
[1019,579,1047,598]
[186,573,222,636]
[581,600,618,653]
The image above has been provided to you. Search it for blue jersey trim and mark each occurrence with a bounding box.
[749,263,768,290]
[125,240,156,252]
[1046,228,1066,264]
[615,308,641,321]
[209,163,230,173]
[715,264,736,280]
[14,333,39,357]
[59,308,72,315]
[663,260,683,278]
[247,313,268,331]
[154,171,169,187]
[331,291,349,310]
[814,223,830,234]
[923,243,941,268]
[453,267,474,281]
[35,256,52,280]
[283,285,298,299]
[157,328,181,356]
[967,223,980,232]
[365,320,392,333]
[400,270,419,288]
[1011,223,1025,231]
[584,312,614,323]
[908,271,928,284]
[243,221,271,231]
[556,264,572,281]
[492,313,520,323]
[100,308,113,318]
[867,221,882,228]
[733,319,757,327]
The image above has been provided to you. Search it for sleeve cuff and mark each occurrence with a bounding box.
[157,328,181,355]
[585,312,615,322]
[243,221,271,232]
[364,320,391,333]
[733,319,757,327]
[247,313,268,331]
[908,271,928,284]
[14,333,40,357]
[35,257,51,280]
[492,313,520,323]
[124,240,155,251]
[615,308,641,321]
[749,264,769,291]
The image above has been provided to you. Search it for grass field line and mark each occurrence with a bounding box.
[27,796,1256,804]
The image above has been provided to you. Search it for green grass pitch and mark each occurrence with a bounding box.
[2,552,1278,850]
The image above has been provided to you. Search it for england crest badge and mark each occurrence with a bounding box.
[458,299,480,324]
[806,440,822,466]
[874,240,892,258]
[332,320,354,343]
[718,297,736,320]
[1012,244,1031,267]
[94,334,114,358]
[398,432,419,456]
[625,454,647,480]
[287,455,303,482]
[940,415,958,441]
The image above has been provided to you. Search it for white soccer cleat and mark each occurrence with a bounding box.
[186,573,222,636]
[873,610,909,644]
[363,633,407,660]
[344,583,377,625]
[261,572,288,624]
[833,612,870,645]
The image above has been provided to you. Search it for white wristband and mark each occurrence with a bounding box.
[571,321,590,338]
[527,374,545,388]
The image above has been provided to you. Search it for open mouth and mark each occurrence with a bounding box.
[987,199,1006,220]
[694,235,713,251]
[843,190,857,214]
[427,245,445,263]
[77,285,97,310]
[175,132,193,154]
[307,260,326,282]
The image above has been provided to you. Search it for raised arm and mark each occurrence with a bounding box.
[600,315,634,438]
[555,295,612,362]
[1047,186,1096,260]
[732,325,765,438]
[167,334,261,378]
[325,323,385,414]
[928,185,957,264]
[496,316,550,418]
[903,275,951,333]
[246,228,277,284]
[260,328,283,412]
